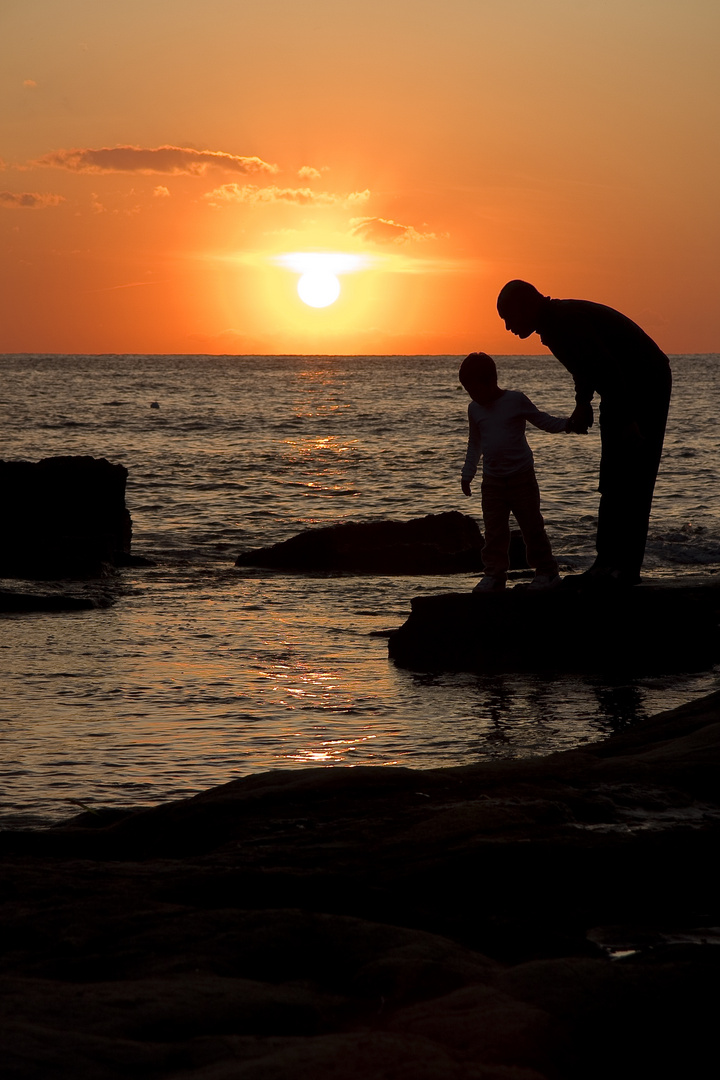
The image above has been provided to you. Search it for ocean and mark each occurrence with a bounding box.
[1,353,719,827]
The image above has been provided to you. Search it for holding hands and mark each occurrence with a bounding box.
[568,402,594,434]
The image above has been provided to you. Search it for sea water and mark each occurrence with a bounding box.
[1,353,719,826]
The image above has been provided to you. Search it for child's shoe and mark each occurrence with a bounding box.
[527,572,562,591]
[473,576,506,593]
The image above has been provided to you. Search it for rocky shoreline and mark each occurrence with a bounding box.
[2,690,720,1078]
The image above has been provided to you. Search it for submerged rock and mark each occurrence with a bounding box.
[388,581,720,673]
[236,511,529,574]
[0,455,132,579]
[0,588,112,612]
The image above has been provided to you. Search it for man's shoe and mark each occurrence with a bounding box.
[527,572,562,591]
[606,569,642,587]
[569,566,641,589]
[473,576,506,593]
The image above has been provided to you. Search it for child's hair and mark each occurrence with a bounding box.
[459,352,497,391]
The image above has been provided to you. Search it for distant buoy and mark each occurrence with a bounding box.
[150,401,160,409]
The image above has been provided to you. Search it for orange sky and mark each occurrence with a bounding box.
[1,0,718,355]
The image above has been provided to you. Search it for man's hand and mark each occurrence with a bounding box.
[461,478,472,497]
[568,402,594,434]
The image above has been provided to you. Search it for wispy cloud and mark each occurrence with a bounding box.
[204,184,370,208]
[350,216,438,244]
[94,280,166,292]
[33,145,279,176]
[297,165,326,180]
[0,190,64,209]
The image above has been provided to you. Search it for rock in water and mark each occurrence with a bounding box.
[388,582,720,673]
[0,456,132,578]
[236,511,529,574]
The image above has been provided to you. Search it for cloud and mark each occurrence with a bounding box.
[204,184,370,208]
[33,145,279,176]
[349,216,437,244]
[153,186,170,198]
[0,190,64,209]
[23,79,37,89]
[345,190,371,205]
[297,165,322,180]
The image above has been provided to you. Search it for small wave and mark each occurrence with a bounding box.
[648,524,720,565]
[39,420,91,429]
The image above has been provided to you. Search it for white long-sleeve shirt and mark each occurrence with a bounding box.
[461,389,569,480]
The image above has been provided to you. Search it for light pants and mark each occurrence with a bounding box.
[480,466,557,582]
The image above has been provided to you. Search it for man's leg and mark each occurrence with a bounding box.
[595,422,631,573]
[597,382,671,580]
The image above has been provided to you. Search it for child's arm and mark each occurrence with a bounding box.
[520,393,572,434]
[461,404,482,496]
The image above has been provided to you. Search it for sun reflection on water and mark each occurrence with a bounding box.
[284,732,389,766]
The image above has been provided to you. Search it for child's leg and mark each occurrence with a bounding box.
[508,468,558,575]
[480,475,512,581]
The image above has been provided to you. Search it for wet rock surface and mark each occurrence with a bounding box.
[0,456,132,579]
[2,692,720,1078]
[389,580,720,673]
[0,581,120,612]
[236,511,530,575]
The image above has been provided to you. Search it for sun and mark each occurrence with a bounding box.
[274,252,368,310]
[297,269,341,308]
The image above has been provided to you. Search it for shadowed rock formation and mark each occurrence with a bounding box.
[0,456,133,579]
[2,692,720,1078]
[236,511,529,574]
[388,581,720,673]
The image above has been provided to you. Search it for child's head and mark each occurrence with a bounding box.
[459,352,500,405]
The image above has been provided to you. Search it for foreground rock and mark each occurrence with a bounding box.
[2,693,720,1078]
[389,580,720,673]
[0,456,133,579]
[236,511,529,574]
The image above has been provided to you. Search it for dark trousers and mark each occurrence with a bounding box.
[481,466,557,581]
[596,371,672,578]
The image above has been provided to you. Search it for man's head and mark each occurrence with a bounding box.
[497,280,546,338]
[459,352,501,405]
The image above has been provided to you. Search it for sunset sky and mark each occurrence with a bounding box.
[2,0,718,355]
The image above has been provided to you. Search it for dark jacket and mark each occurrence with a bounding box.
[536,298,670,422]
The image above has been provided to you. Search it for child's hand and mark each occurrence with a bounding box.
[461,478,472,496]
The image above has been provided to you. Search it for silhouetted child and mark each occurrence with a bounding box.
[459,352,571,592]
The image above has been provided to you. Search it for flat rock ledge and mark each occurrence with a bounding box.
[2,692,720,1079]
[389,580,720,673]
[236,511,529,574]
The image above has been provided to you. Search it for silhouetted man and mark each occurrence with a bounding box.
[497,280,672,586]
